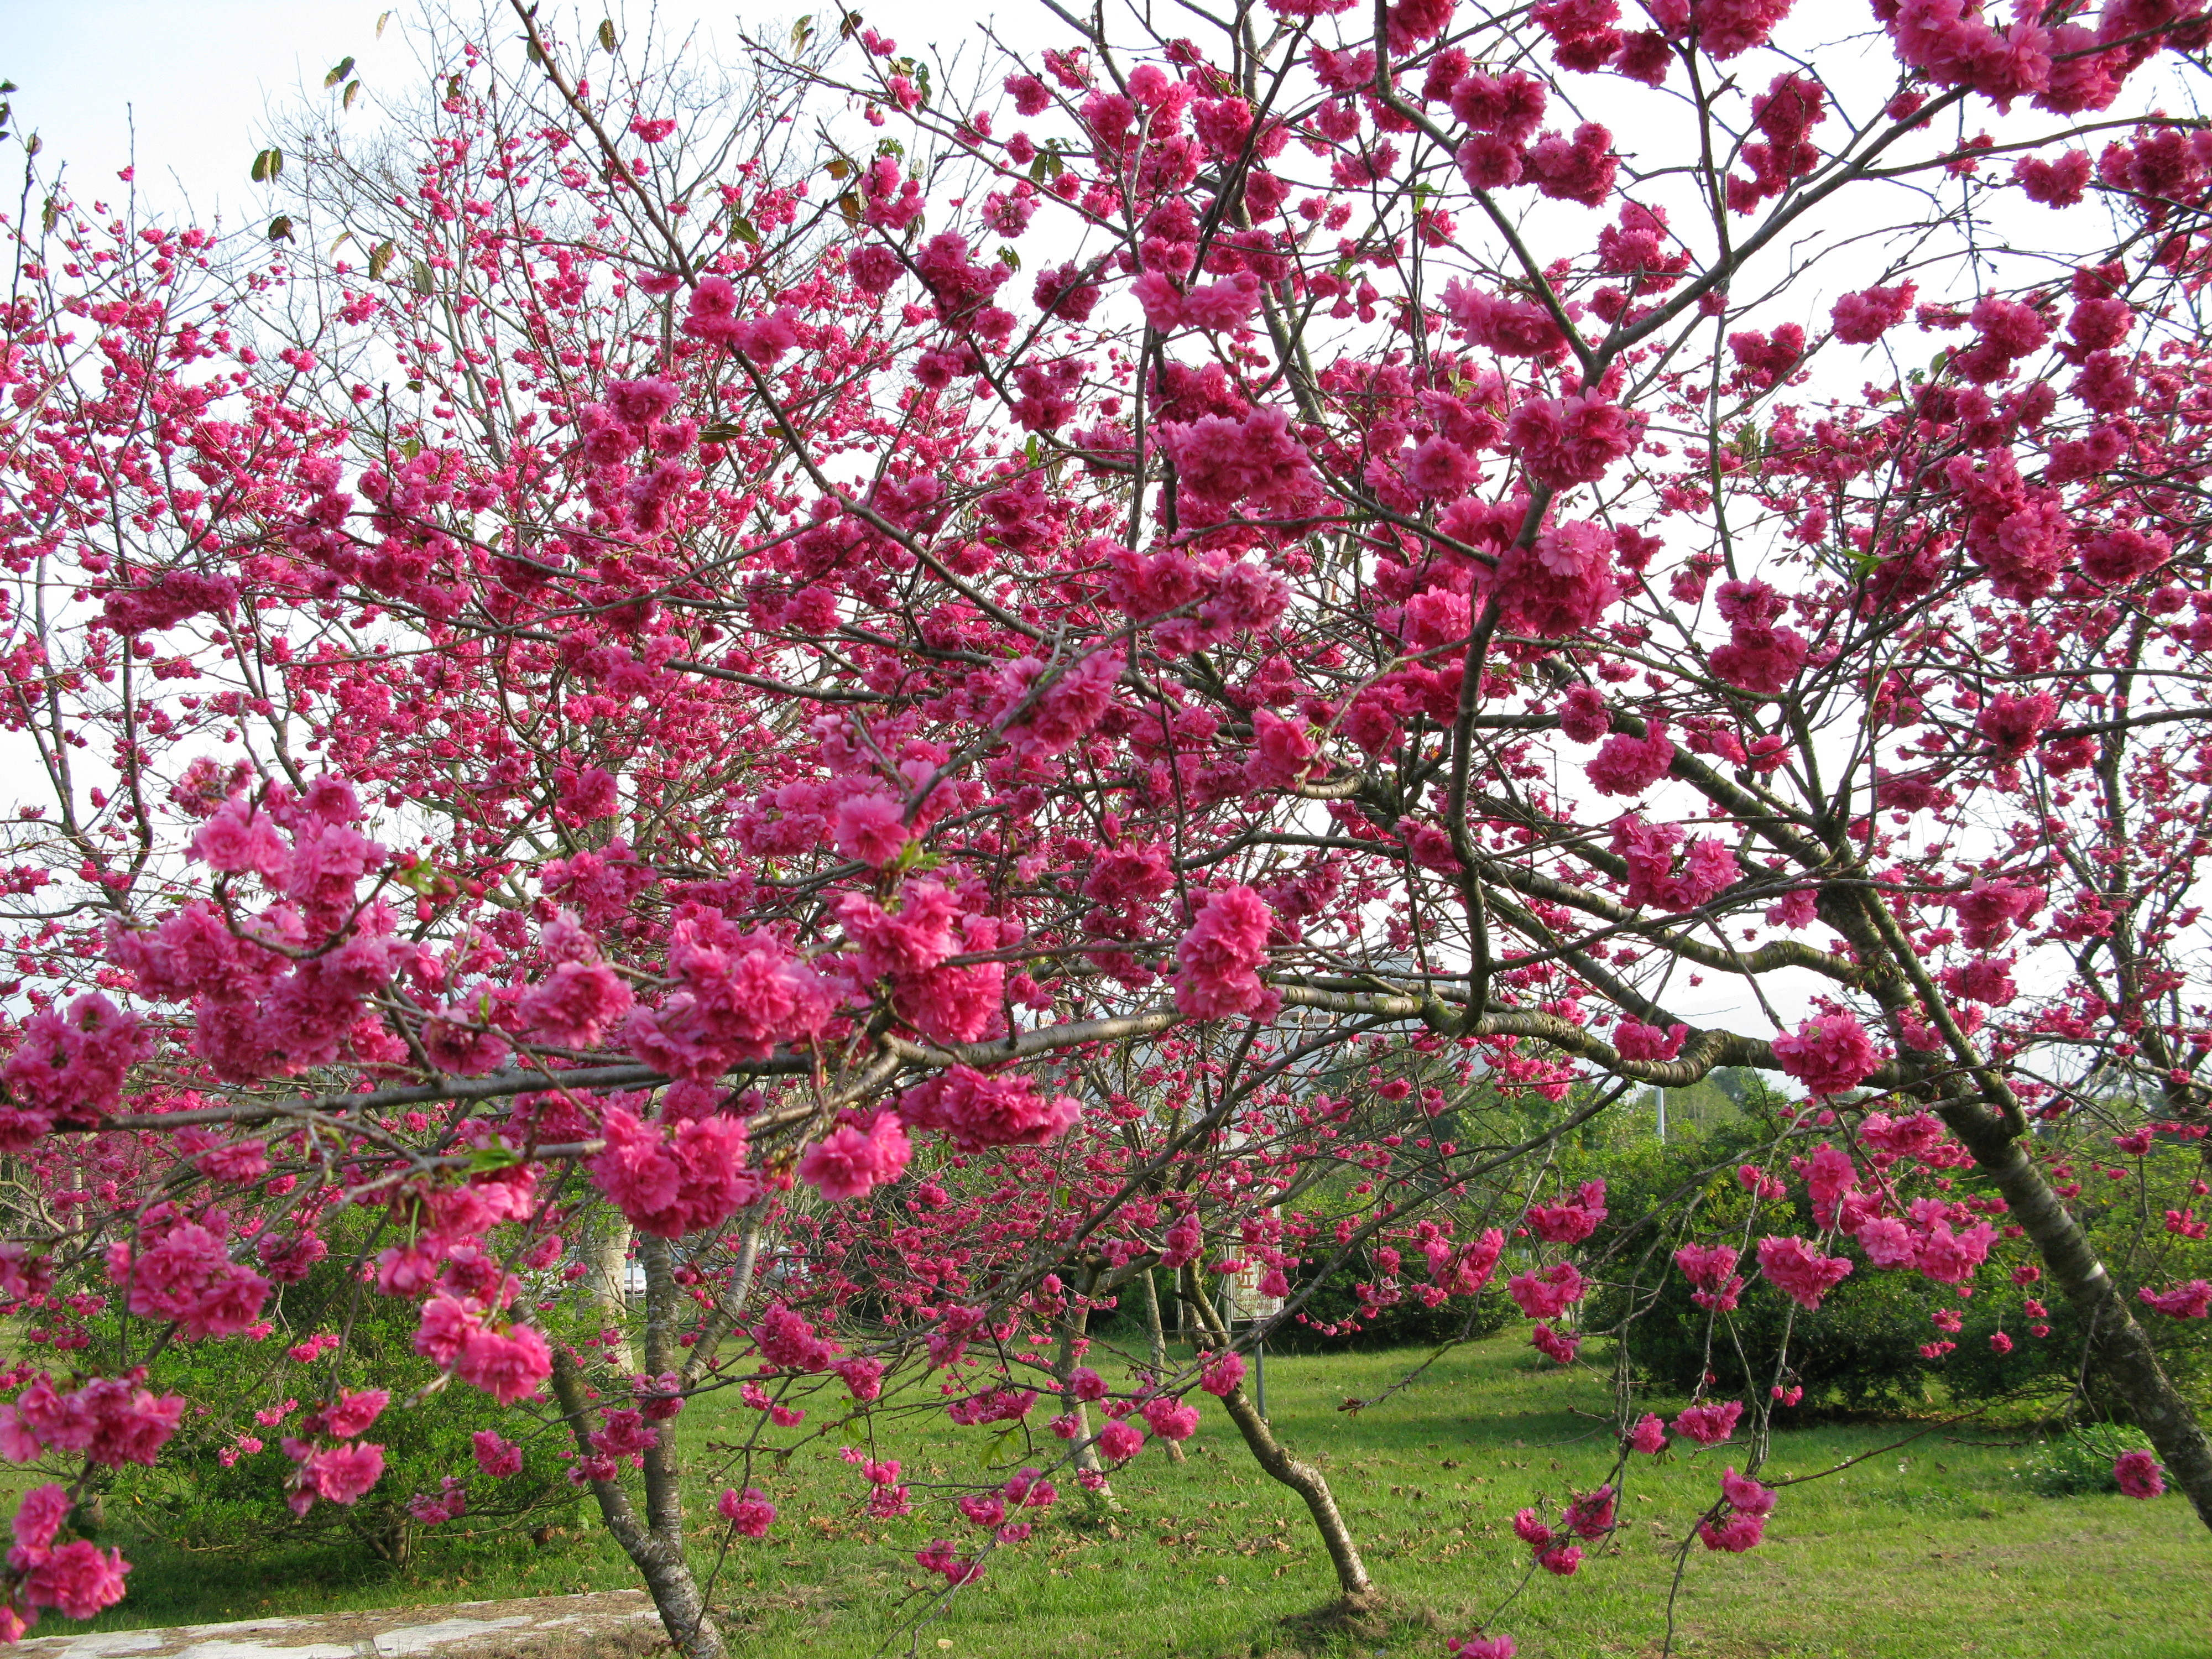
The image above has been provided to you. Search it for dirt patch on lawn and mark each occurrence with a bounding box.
[18,1589,669,1659]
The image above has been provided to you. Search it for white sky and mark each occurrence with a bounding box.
[4,1,405,220]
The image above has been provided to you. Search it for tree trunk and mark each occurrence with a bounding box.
[586,1215,637,1374]
[1139,1267,1185,1463]
[1183,1267,1376,1606]
[680,1211,764,1389]
[1835,885,2212,1528]
[1943,1108,2212,1528]
[551,1347,724,1659]
[1057,1266,1118,1504]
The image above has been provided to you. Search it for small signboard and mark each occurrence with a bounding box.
[1223,1255,1284,1323]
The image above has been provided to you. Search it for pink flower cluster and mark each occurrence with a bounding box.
[1708,580,1808,697]
[797,1109,914,1200]
[1850,1199,1998,1284]
[414,1297,554,1405]
[2114,1450,2165,1499]
[284,1438,387,1514]
[1611,816,1735,912]
[1674,1243,1744,1312]
[1756,1235,1854,1311]
[104,1220,270,1342]
[9,1484,129,1624]
[1673,1399,1742,1446]
[625,914,832,1080]
[589,1106,758,1238]
[473,1430,524,1478]
[1527,1180,1608,1244]
[0,994,150,1148]
[718,1486,778,1536]
[1587,726,1676,797]
[1173,885,1281,1021]
[1508,1262,1585,1319]
[0,1371,184,1467]
[1425,1227,1505,1296]
[1504,393,1641,488]
[1698,1467,1776,1552]
[1157,405,1318,516]
[2140,1280,2212,1319]
[1770,1012,1883,1095]
[898,1066,1082,1150]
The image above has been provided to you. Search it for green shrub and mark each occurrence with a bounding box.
[2022,1422,2156,1496]
[101,1251,579,1564]
[1264,1261,1515,1355]
[1585,1113,1954,1409]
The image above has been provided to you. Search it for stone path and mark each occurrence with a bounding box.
[15,1591,666,1659]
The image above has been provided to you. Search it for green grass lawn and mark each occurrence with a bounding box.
[65,1334,2211,1657]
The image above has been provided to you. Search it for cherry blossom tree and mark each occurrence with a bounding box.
[3,0,2211,1651]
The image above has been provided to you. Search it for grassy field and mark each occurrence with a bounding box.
[64,1334,2212,1658]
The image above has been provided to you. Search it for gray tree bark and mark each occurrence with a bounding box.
[1183,1266,1376,1606]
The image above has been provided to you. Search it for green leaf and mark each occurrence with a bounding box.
[251,148,283,184]
[729,214,760,246]
[376,11,393,38]
[392,857,441,895]
[400,437,423,460]
[825,157,852,180]
[698,421,746,444]
[266,214,295,242]
[467,1143,523,1173]
[598,18,618,51]
[997,245,1020,272]
[344,80,362,111]
[410,257,434,296]
[368,238,396,280]
[325,56,356,88]
[791,13,815,49]
[525,37,547,68]
[446,72,465,101]
[874,137,905,160]
[839,9,864,39]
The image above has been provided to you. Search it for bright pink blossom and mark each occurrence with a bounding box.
[2114,1449,2165,1499]
[719,1486,778,1536]
[1757,1235,1854,1311]
[1173,886,1281,1021]
[1771,1013,1882,1095]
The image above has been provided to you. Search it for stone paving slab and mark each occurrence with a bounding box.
[14,1591,666,1659]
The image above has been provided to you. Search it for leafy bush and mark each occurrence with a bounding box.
[1584,1105,2212,1418]
[1585,1113,1954,1409]
[2022,1422,2156,1496]
[1266,1260,1515,1355]
[102,1250,578,1563]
